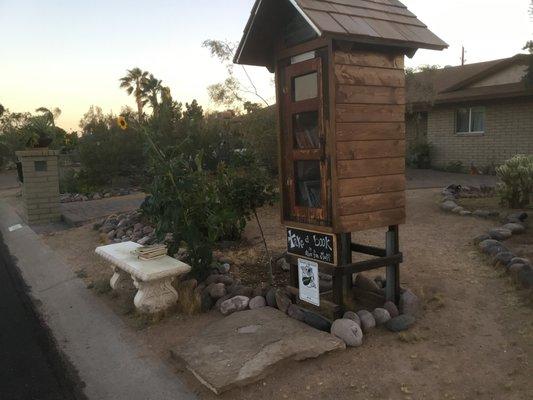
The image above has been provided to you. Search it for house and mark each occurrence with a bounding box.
[406,54,533,170]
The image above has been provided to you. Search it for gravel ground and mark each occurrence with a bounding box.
[42,188,533,400]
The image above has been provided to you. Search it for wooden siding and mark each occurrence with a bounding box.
[333,49,406,232]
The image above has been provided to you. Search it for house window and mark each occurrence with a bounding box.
[456,107,485,134]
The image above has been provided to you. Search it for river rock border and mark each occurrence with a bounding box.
[474,212,533,293]
[61,187,139,203]
[191,266,422,349]
[440,184,500,218]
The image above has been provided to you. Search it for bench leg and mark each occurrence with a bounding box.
[133,277,178,314]
[110,267,129,290]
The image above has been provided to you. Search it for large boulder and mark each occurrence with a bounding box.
[331,319,364,347]
[287,304,306,322]
[386,315,416,332]
[220,296,250,316]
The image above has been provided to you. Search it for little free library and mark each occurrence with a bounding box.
[235,0,446,317]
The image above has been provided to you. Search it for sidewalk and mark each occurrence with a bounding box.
[0,200,194,400]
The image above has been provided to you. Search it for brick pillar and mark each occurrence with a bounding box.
[15,149,61,225]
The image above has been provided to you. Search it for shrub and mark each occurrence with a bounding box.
[406,141,432,169]
[77,107,147,186]
[496,154,533,208]
[141,120,276,280]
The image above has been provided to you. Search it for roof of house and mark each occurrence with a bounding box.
[406,54,533,108]
[235,0,447,67]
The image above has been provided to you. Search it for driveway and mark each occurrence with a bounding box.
[406,168,498,189]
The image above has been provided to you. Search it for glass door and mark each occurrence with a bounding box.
[282,56,329,224]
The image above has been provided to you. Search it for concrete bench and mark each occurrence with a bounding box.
[95,242,191,313]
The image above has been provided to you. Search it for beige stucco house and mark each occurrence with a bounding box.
[406,54,533,170]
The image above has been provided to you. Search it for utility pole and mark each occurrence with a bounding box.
[461,46,466,66]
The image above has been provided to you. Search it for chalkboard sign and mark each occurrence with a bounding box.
[286,227,336,264]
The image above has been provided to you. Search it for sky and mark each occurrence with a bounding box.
[0,0,531,131]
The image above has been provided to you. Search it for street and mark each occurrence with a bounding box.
[0,233,85,400]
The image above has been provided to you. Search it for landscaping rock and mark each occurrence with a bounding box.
[278,258,290,272]
[107,230,116,239]
[505,212,528,223]
[386,315,416,332]
[217,275,234,286]
[372,308,391,325]
[214,294,231,311]
[452,206,464,214]
[488,228,512,241]
[356,310,376,333]
[343,311,361,326]
[265,288,277,308]
[217,263,231,274]
[207,283,227,300]
[473,210,490,218]
[459,210,472,216]
[492,252,515,268]
[331,319,363,347]
[354,274,382,294]
[441,200,458,212]
[383,301,400,318]
[473,234,490,245]
[502,223,526,234]
[400,289,420,316]
[231,285,254,298]
[275,290,292,313]
[374,275,386,288]
[220,296,250,316]
[509,257,531,268]
[205,274,222,285]
[252,284,268,298]
[302,310,332,332]
[478,239,507,256]
[249,296,266,310]
[287,304,306,322]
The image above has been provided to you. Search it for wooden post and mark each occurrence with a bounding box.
[385,225,400,304]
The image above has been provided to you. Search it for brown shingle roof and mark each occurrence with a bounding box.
[406,54,532,108]
[294,0,447,49]
[235,0,447,67]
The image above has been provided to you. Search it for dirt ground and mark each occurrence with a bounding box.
[41,188,533,400]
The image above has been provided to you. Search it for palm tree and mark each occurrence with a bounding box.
[119,68,149,118]
[142,74,163,111]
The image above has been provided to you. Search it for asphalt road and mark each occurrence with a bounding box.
[0,233,86,400]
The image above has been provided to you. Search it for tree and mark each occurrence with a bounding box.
[523,2,533,87]
[119,68,149,118]
[202,39,270,108]
[142,74,163,112]
[0,104,4,117]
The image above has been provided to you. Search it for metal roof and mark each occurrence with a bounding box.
[235,0,447,66]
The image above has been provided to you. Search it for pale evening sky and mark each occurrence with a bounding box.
[0,0,531,131]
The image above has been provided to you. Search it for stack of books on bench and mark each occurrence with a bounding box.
[134,244,168,261]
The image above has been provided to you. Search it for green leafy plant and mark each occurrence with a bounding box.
[140,115,276,280]
[406,140,432,169]
[496,154,533,208]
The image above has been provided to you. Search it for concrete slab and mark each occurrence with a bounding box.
[171,307,345,394]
